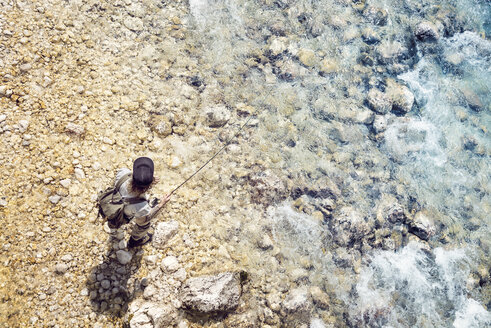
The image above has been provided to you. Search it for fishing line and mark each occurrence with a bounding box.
[168,113,256,196]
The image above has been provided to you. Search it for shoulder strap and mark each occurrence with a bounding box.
[114,172,132,194]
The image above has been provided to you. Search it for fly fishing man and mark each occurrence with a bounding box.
[98,157,170,248]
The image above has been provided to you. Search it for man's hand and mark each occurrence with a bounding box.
[157,194,171,209]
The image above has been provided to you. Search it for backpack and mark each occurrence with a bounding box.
[97,172,145,229]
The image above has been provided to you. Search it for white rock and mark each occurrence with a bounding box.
[74,168,85,179]
[123,16,144,32]
[0,86,6,96]
[204,105,231,127]
[66,122,85,135]
[161,256,180,273]
[61,254,73,262]
[153,220,179,249]
[20,63,32,72]
[103,137,114,145]
[18,120,29,133]
[48,195,61,204]
[116,250,133,265]
[373,115,387,133]
[60,179,71,188]
[0,114,6,122]
[55,263,68,274]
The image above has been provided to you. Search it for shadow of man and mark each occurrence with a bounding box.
[86,231,144,317]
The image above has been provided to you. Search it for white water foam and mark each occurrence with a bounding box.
[351,241,490,327]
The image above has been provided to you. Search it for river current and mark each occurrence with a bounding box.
[184,0,490,327]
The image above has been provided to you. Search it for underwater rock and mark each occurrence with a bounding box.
[147,115,172,136]
[375,41,407,65]
[366,88,392,114]
[361,27,381,44]
[298,49,317,67]
[363,7,388,26]
[330,207,370,247]
[249,170,288,206]
[387,81,414,114]
[204,105,231,128]
[414,21,440,42]
[408,211,436,241]
[180,272,241,313]
[460,87,484,112]
[281,287,311,325]
[309,286,329,310]
[372,115,387,133]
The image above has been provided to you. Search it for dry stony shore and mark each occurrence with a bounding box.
[0,0,260,327]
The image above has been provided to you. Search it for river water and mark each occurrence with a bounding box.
[184,0,490,327]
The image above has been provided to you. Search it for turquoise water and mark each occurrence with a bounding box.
[186,0,490,326]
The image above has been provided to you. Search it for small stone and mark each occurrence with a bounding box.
[74,168,85,179]
[387,82,414,114]
[409,211,436,241]
[282,287,311,319]
[257,234,273,250]
[123,16,144,32]
[461,87,484,112]
[18,120,29,133]
[204,105,231,128]
[310,286,330,310]
[101,280,111,289]
[319,58,339,74]
[147,115,172,137]
[116,250,133,265]
[414,21,440,41]
[60,179,71,188]
[298,49,316,67]
[20,63,32,72]
[141,278,150,287]
[362,28,381,44]
[103,137,114,145]
[55,263,68,274]
[372,115,387,133]
[364,7,388,26]
[66,123,85,135]
[61,254,73,262]
[161,256,180,273]
[0,198,7,206]
[48,195,61,204]
[366,88,392,114]
[38,293,47,300]
[80,288,89,296]
[0,86,6,96]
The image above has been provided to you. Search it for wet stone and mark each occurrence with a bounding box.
[204,105,231,128]
[366,88,392,114]
[414,21,440,41]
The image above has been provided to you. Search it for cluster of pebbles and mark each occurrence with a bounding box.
[0,0,489,327]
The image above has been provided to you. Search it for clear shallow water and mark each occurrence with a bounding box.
[186,0,490,326]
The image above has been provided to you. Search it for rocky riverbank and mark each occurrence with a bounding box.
[1,0,490,327]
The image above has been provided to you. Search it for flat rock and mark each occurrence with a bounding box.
[153,220,179,249]
[66,123,85,135]
[123,16,144,32]
[180,272,241,313]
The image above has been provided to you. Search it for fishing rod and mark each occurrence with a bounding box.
[167,113,256,197]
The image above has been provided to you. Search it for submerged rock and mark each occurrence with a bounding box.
[366,88,392,114]
[204,105,231,128]
[414,21,440,42]
[249,170,288,206]
[282,287,311,325]
[408,211,436,241]
[180,272,241,313]
[387,82,415,114]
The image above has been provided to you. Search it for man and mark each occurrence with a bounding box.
[113,157,170,248]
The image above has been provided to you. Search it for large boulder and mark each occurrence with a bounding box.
[180,272,241,314]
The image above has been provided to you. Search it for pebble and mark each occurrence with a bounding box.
[116,250,133,265]
[66,123,85,135]
[366,88,392,114]
[0,86,7,96]
[18,120,29,133]
[161,256,180,273]
[48,195,61,204]
[123,16,144,32]
[61,254,73,262]
[20,63,32,72]
[414,21,440,41]
[373,115,387,133]
[0,115,6,123]
[60,179,71,188]
[55,263,68,274]
[74,168,85,179]
[101,280,111,289]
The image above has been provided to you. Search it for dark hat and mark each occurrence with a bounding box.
[133,157,154,187]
